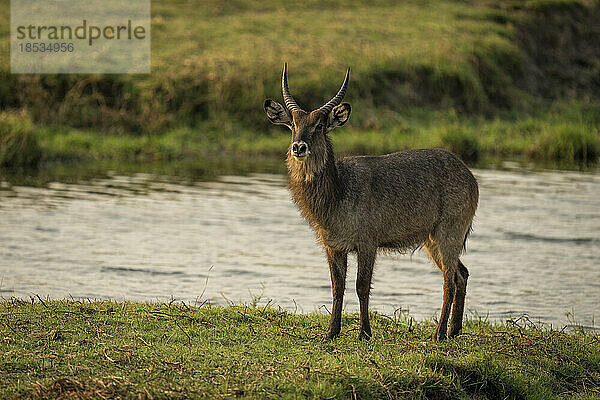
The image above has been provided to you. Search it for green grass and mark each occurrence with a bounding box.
[1,299,599,399]
[0,0,599,169]
[0,111,41,168]
[5,101,593,171]
[1,0,599,130]
[5,0,525,123]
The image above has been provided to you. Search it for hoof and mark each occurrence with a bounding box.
[358,331,372,341]
[434,330,447,342]
[322,332,340,342]
[448,326,463,338]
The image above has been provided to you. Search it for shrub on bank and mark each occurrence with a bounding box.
[531,123,600,164]
[441,126,481,163]
[0,110,41,168]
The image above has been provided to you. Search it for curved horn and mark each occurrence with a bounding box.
[282,63,301,112]
[318,68,350,115]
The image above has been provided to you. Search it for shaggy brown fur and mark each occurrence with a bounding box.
[264,66,478,341]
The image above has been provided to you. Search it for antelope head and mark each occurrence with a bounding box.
[264,63,351,170]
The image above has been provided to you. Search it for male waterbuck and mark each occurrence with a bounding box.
[264,64,479,341]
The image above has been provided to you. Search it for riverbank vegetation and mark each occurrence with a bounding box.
[1,299,599,399]
[1,0,599,171]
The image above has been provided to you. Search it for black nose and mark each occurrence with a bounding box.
[292,141,308,157]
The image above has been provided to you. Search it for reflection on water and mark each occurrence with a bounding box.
[1,167,598,328]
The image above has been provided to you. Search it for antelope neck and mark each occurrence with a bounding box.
[287,143,343,228]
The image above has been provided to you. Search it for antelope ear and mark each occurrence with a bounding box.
[264,99,292,129]
[326,103,351,132]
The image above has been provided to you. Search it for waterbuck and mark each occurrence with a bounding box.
[263,64,479,341]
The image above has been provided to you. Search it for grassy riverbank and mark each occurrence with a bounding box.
[1,300,599,399]
[1,0,600,170]
[2,102,599,172]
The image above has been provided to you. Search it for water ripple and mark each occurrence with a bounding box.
[1,169,598,328]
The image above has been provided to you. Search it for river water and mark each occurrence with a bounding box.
[1,165,598,328]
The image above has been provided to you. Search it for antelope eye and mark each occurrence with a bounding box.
[315,124,323,132]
